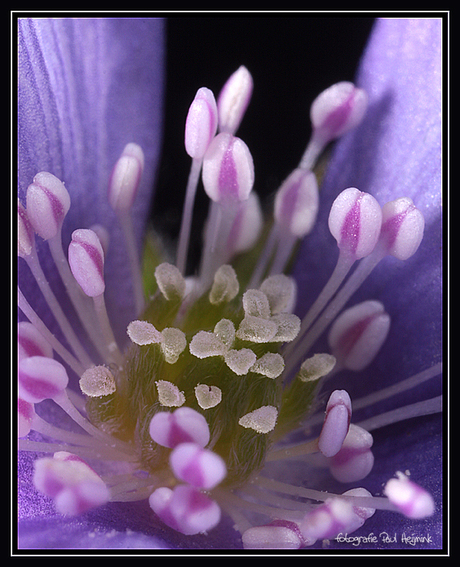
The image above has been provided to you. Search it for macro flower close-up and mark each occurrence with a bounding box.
[15,15,444,553]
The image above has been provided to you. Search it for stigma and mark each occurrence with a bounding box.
[17,67,441,548]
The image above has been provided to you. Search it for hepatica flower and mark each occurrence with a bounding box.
[16,17,443,551]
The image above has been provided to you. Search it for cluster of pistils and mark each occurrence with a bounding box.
[17,65,441,549]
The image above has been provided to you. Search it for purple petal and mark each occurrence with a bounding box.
[18,18,165,344]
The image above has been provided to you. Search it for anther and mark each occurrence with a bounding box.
[33,451,109,516]
[18,356,69,404]
[379,197,425,260]
[217,65,253,135]
[238,405,278,434]
[225,193,263,259]
[260,274,297,315]
[236,315,278,344]
[18,321,53,360]
[155,262,186,301]
[202,132,254,203]
[274,168,319,238]
[160,327,187,364]
[26,172,71,240]
[107,143,145,213]
[149,485,221,535]
[299,82,367,170]
[155,380,186,408]
[298,353,337,382]
[328,187,382,261]
[79,365,117,398]
[126,320,163,346]
[184,87,218,160]
[18,398,35,438]
[169,442,227,490]
[329,424,374,483]
[384,472,435,519]
[194,384,222,409]
[299,497,356,543]
[318,390,352,458]
[251,352,285,379]
[149,406,210,449]
[209,264,239,305]
[189,330,227,359]
[328,300,390,371]
[17,201,35,258]
[68,229,105,298]
[224,348,257,375]
[242,520,305,550]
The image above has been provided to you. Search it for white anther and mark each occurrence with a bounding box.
[299,353,337,382]
[251,352,285,379]
[79,366,116,397]
[260,274,297,314]
[189,330,227,359]
[384,472,435,519]
[194,384,222,409]
[224,348,257,376]
[270,313,301,342]
[209,264,239,304]
[155,380,185,407]
[242,289,271,319]
[213,319,236,349]
[155,262,186,301]
[238,405,278,434]
[127,320,163,346]
[160,327,187,364]
[236,316,278,343]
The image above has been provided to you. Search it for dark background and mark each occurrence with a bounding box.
[153,15,375,272]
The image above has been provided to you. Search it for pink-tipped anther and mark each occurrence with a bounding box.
[274,169,319,238]
[328,187,382,260]
[242,520,306,550]
[26,172,71,240]
[18,321,53,360]
[202,132,254,203]
[299,498,356,542]
[33,451,109,516]
[384,473,435,519]
[328,300,390,371]
[310,81,368,144]
[226,193,263,257]
[185,87,218,159]
[170,442,227,490]
[18,356,69,404]
[318,390,352,457]
[149,485,221,535]
[217,65,253,135]
[108,143,145,212]
[68,229,105,297]
[17,200,35,258]
[149,407,210,449]
[329,424,374,483]
[379,197,425,260]
[18,398,35,438]
[342,487,376,530]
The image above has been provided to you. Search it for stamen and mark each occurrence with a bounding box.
[149,485,221,536]
[318,390,352,457]
[224,348,257,376]
[384,472,435,519]
[194,384,222,409]
[242,521,306,550]
[108,143,146,314]
[217,65,253,135]
[126,320,163,346]
[160,327,187,364]
[238,405,278,434]
[251,352,285,379]
[18,321,53,360]
[33,451,110,516]
[177,88,218,274]
[18,356,69,404]
[299,82,368,170]
[18,398,35,438]
[79,365,117,398]
[328,300,390,371]
[259,274,297,315]
[155,380,186,408]
[68,228,122,364]
[209,264,239,305]
[25,172,71,240]
[149,406,210,449]
[169,442,227,489]
[154,262,186,301]
[329,424,374,483]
